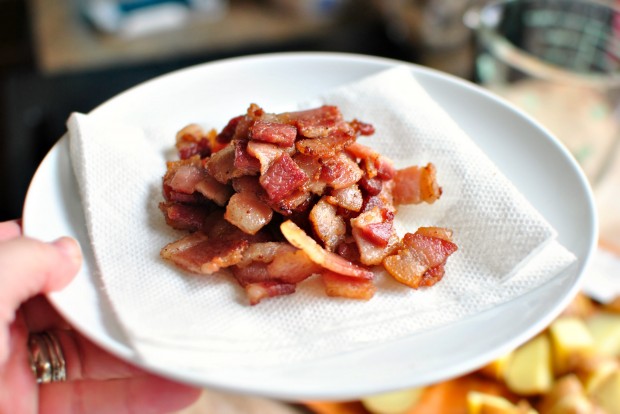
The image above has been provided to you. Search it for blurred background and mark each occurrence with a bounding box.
[0,0,484,222]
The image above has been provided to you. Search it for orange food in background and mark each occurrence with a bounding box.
[303,292,620,414]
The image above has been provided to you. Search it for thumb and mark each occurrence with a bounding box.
[0,236,82,325]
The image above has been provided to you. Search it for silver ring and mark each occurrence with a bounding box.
[28,331,67,384]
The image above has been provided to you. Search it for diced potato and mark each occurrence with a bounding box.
[560,293,596,318]
[479,353,513,381]
[543,394,600,414]
[548,317,594,375]
[603,296,620,313]
[361,388,424,414]
[575,354,619,394]
[467,391,536,414]
[589,369,620,414]
[505,334,553,395]
[585,312,620,357]
[537,375,585,414]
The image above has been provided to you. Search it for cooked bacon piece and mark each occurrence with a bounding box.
[320,153,363,190]
[361,177,395,214]
[294,154,326,195]
[392,163,442,205]
[231,262,271,284]
[360,194,384,214]
[244,282,296,306]
[216,115,244,144]
[236,242,295,267]
[351,207,399,266]
[344,141,375,161]
[360,178,396,213]
[250,120,297,147]
[326,185,363,212]
[295,134,355,158]
[345,142,396,180]
[246,102,265,119]
[420,263,446,286]
[203,210,268,242]
[359,222,393,247]
[175,124,213,159]
[246,141,284,175]
[164,157,203,195]
[168,164,202,194]
[161,231,248,274]
[280,220,373,280]
[232,242,318,287]
[176,123,204,142]
[205,144,244,184]
[358,174,383,196]
[377,159,396,180]
[231,115,254,142]
[165,191,205,204]
[383,228,457,288]
[159,202,210,232]
[285,105,353,139]
[267,249,321,284]
[260,153,309,200]
[224,192,273,235]
[416,226,453,242]
[349,119,375,136]
[270,189,313,216]
[335,240,361,263]
[322,271,376,300]
[378,179,396,210]
[309,197,346,252]
[233,140,261,175]
[163,157,223,204]
[195,174,233,206]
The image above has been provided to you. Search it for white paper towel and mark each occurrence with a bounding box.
[68,66,576,371]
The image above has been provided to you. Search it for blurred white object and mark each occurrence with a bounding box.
[471,0,620,185]
[582,247,620,304]
[595,140,620,250]
[80,0,228,37]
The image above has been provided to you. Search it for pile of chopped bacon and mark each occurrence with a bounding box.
[160,104,457,305]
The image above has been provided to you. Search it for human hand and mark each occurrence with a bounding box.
[0,220,201,413]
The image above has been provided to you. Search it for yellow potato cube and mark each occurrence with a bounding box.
[560,293,596,318]
[544,394,598,414]
[537,374,592,414]
[479,352,513,381]
[589,369,620,414]
[505,334,553,395]
[361,388,424,414]
[586,312,620,357]
[576,354,619,394]
[548,317,594,375]
[467,391,536,414]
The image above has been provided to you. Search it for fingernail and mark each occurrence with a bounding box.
[52,237,82,266]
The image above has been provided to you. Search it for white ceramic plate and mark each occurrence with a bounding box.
[22,52,597,401]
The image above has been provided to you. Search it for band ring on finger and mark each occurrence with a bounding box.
[28,331,67,383]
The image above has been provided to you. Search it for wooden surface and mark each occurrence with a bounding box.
[27,0,337,74]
